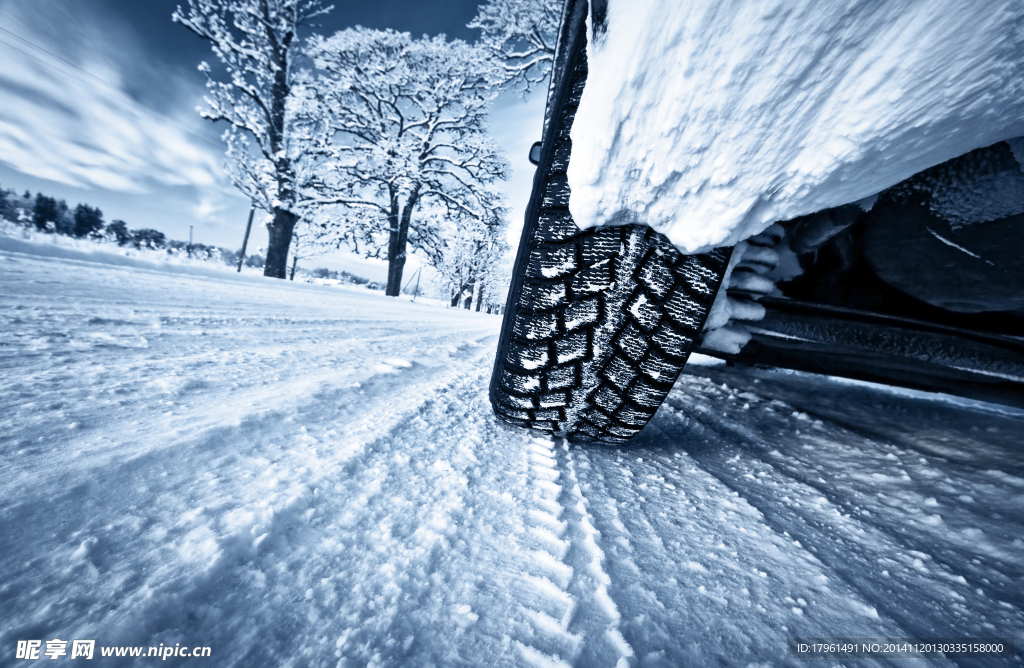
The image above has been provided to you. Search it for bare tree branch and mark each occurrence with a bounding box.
[468,0,561,95]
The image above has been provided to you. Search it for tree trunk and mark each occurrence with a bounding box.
[475,284,485,312]
[386,186,419,297]
[261,14,297,281]
[463,279,475,310]
[289,254,298,280]
[264,207,298,279]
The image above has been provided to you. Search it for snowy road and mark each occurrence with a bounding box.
[1,244,1022,667]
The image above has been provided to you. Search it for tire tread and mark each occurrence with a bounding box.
[489,19,730,444]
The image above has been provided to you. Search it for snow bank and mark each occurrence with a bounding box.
[0,221,263,281]
[567,0,1024,253]
[0,234,266,283]
[0,223,391,296]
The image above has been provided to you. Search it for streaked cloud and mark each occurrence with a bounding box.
[0,0,227,195]
[0,0,547,261]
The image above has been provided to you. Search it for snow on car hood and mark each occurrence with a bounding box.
[566,0,1024,254]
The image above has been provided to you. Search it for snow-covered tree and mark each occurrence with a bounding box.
[73,204,104,238]
[303,28,509,297]
[424,200,510,310]
[285,219,331,280]
[33,194,58,232]
[54,201,74,236]
[173,0,331,279]
[106,220,133,246]
[468,0,562,94]
[483,252,514,313]
[0,188,11,222]
[133,229,167,249]
[12,191,34,226]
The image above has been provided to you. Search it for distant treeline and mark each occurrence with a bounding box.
[0,185,265,268]
[0,184,391,290]
[309,267,386,292]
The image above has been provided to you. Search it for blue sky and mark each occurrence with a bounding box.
[0,0,544,281]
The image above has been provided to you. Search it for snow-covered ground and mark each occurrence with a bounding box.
[1,241,1022,666]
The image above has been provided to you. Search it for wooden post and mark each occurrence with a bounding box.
[237,205,255,272]
[401,267,421,297]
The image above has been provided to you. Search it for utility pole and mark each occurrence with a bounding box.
[289,234,301,280]
[188,225,193,257]
[401,267,422,300]
[237,205,255,272]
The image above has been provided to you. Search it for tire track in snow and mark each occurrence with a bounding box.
[2,250,545,665]
[2,335,499,504]
[569,428,925,667]
[553,440,635,667]
[510,435,580,666]
[689,377,1024,599]
[510,436,634,668]
[561,447,683,665]
[277,369,493,667]
[657,377,1024,650]
[0,337,510,665]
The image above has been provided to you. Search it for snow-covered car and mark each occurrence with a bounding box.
[490,0,1024,443]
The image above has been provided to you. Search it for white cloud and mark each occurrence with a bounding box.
[0,0,228,195]
[193,187,247,224]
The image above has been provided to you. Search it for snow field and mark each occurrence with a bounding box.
[0,222,266,281]
[0,247,511,665]
[1,242,1022,666]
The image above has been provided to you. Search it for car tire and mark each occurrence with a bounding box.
[489,20,731,444]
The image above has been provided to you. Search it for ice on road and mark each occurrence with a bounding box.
[1,244,1022,666]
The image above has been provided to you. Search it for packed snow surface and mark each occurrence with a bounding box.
[2,240,1024,665]
[567,0,1024,253]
